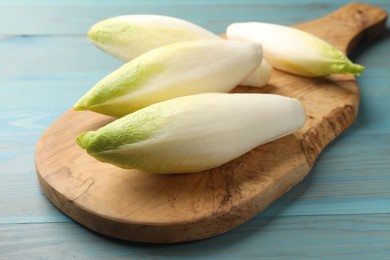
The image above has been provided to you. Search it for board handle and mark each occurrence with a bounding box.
[296,2,388,54]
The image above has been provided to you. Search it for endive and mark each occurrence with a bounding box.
[77,93,306,174]
[74,40,262,117]
[88,14,221,61]
[226,22,365,77]
[88,14,271,88]
[240,59,273,87]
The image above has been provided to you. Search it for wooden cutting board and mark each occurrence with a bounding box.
[35,3,387,243]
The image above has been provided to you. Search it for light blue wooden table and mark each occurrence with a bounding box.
[1,0,389,258]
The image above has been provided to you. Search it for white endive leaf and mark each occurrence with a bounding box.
[74,40,262,117]
[239,59,273,87]
[88,14,222,62]
[226,22,365,77]
[88,15,269,88]
[77,93,306,174]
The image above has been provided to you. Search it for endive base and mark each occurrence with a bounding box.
[35,3,387,243]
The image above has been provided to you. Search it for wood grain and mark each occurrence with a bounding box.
[35,3,388,243]
[3,214,390,259]
[0,1,343,36]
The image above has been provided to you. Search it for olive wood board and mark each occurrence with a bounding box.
[35,3,388,243]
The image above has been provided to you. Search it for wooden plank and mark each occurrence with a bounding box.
[262,133,390,217]
[3,133,390,224]
[0,36,121,78]
[353,34,390,135]
[1,0,384,35]
[0,141,69,223]
[0,36,121,139]
[1,214,390,258]
[3,138,386,223]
